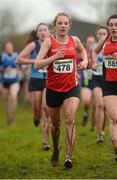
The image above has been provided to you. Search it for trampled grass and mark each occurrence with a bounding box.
[0,100,117,179]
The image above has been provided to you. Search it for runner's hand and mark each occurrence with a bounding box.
[92,62,98,71]
[54,48,65,60]
[112,53,117,59]
[77,61,88,70]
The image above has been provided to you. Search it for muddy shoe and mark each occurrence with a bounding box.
[96,134,104,144]
[115,154,117,162]
[33,118,40,127]
[82,112,88,126]
[42,143,50,151]
[64,155,73,169]
[51,147,61,167]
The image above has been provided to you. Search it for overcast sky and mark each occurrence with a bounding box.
[0,0,115,32]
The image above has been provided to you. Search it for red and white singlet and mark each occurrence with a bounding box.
[46,35,78,92]
[103,36,117,81]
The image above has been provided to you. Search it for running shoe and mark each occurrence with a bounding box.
[42,143,50,151]
[7,120,15,126]
[115,154,117,162]
[51,147,61,167]
[64,155,73,169]
[96,134,104,144]
[82,112,88,126]
[90,127,95,131]
[33,118,40,127]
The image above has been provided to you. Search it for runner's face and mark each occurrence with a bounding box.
[5,42,13,54]
[97,28,108,41]
[108,18,117,37]
[55,15,70,36]
[37,25,50,42]
[86,37,95,49]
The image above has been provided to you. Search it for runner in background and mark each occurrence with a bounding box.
[18,64,30,103]
[91,26,109,143]
[1,40,20,125]
[0,54,4,100]
[16,23,51,150]
[92,14,117,161]
[80,35,96,128]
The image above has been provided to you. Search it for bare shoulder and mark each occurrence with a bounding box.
[72,36,81,45]
[25,41,36,51]
[19,41,36,56]
[95,36,107,53]
[72,36,81,42]
[72,36,81,47]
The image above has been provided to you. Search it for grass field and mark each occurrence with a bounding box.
[0,99,117,179]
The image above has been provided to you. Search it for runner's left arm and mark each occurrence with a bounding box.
[73,36,88,70]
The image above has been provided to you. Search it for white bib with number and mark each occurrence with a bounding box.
[84,69,92,80]
[4,67,17,79]
[105,56,117,69]
[53,59,73,73]
[96,63,103,74]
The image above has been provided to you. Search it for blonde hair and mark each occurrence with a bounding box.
[53,12,72,27]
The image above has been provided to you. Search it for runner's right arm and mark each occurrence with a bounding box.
[16,42,36,65]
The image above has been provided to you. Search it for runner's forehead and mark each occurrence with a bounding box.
[56,16,69,23]
[5,42,13,47]
[97,28,108,33]
[38,25,49,30]
[109,18,117,24]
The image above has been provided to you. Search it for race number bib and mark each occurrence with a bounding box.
[84,69,92,80]
[96,64,103,75]
[4,67,17,79]
[53,59,73,73]
[105,56,117,69]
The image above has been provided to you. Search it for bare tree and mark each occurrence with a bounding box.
[0,7,16,39]
[106,0,117,17]
[0,1,30,51]
[89,0,117,23]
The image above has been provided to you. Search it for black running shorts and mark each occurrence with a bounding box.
[91,75,103,90]
[102,81,117,97]
[46,85,80,108]
[28,78,46,92]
